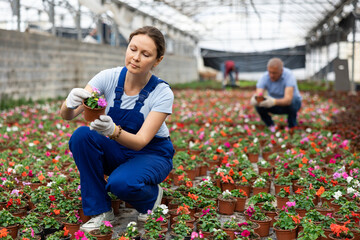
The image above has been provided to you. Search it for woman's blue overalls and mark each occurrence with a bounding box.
[69,67,174,216]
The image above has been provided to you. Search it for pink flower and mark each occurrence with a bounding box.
[333,172,341,179]
[286,201,296,207]
[199,231,204,239]
[75,230,85,240]
[241,230,250,237]
[156,216,164,222]
[103,221,112,227]
[191,232,198,240]
[97,98,107,107]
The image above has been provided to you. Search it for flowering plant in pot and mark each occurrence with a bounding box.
[212,228,230,240]
[329,223,354,239]
[82,87,107,122]
[0,229,14,240]
[47,227,71,240]
[234,221,260,240]
[249,192,275,206]
[84,87,107,109]
[19,227,41,240]
[297,218,325,240]
[89,221,113,239]
[273,210,300,230]
[171,220,192,238]
[123,221,140,239]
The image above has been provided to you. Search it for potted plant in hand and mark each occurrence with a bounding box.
[82,87,107,122]
[89,221,113,240]
[273,210,299,240]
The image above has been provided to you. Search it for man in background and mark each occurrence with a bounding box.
[223,60,238,88]
[250,58,302,129]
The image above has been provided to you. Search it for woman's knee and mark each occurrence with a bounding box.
[106,175,137,199]
[70,126,91,144]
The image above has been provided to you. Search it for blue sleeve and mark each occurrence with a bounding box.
[284,70,296,88]
[256,72,268,89]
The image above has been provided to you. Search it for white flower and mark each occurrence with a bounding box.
[159,204,169,215]
[127,221,137,228]
[222,190,232,197]
[275,132,280,137]
[28,143,35,147]
[46,143,52,149]
[347,176,353,184]
[306,128,312,133]
[253,137,258,143]
[251,125,255,130]
[347,187,356,194]
[333,191,342,200]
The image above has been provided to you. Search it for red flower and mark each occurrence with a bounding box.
[49,195,56,201]
[241,230,250,237]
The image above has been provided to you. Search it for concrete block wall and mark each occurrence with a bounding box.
[0,29,198,101]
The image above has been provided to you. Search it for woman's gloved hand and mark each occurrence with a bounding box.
[66,88,91,109]
[90,115,115,136]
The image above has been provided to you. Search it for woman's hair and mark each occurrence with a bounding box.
[129,26,166,59]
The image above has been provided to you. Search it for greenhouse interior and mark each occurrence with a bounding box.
[0,0,360,240]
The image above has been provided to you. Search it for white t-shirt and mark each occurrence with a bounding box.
[88,67,173,137]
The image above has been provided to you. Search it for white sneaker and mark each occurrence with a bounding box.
[80,209,115,233]
[138,185,163,222]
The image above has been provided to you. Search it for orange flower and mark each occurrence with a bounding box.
[284,187,290,193]
[291,215,301,224]
[38,174,45,182]
[188,193,199,201]
[0,228,8,237]
[21,171,27,177]
[316,186,325,196]
[52,158,59,164]
[295,188,303,194]
[186,181,193,188]
[17,148,23,154]
[53,209,60,215]
[63,227,69,236]
[229,168,235,176]
[302,157,308,164]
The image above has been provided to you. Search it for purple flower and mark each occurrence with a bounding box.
[97,98,107,107]
[333,172,341,179]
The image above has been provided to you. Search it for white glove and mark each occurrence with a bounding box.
[90,115,115,136]
[250,95,258,106]
[66,88,91,109]
[259,96,276,108]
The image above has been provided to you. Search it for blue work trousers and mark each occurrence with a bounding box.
[255,98,301,128]
[69,126,173,216]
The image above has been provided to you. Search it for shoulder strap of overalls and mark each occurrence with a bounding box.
[133,75,169,111]
[113,67,127,108]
